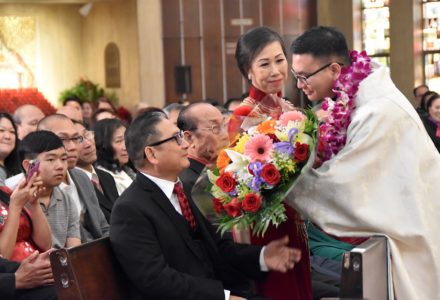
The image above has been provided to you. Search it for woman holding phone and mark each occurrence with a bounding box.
[0,169,52,261]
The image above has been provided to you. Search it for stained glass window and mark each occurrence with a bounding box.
[423,0,440,91]
[361,0,390,67]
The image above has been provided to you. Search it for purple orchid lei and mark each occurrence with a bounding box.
[315,50,372,167]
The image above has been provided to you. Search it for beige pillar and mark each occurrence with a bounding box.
[389,0,419,102]
[317,0,355,49]
[136,0,165,108]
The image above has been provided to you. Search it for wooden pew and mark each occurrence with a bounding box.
[323,236,391,300]
[50,237,126,300]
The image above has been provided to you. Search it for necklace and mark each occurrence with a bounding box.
[315,50,372,167]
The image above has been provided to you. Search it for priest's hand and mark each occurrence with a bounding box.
[264,235,301,273]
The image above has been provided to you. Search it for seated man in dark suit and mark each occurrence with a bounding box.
[0,250,56,300]
[73,121,119,222]
[177,102,230,187]
[110,111,301,300]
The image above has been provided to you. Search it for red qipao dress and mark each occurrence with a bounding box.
[0,187,39,262]
[230,86,313,300]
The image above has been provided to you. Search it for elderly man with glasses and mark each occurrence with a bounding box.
[72,121,119,222]
[176,102,230,188]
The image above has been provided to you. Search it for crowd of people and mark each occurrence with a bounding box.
[1,25,440,300]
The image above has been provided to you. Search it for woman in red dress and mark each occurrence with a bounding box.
[233,26,312,300]
[0,169,52,262]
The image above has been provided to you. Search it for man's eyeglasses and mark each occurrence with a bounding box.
[59,135,84,145]
[194,123,228,135]
[82,131,95,141]
[147,130,184,147]
[291,62,343,85]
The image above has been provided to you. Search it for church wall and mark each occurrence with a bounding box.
[0,4,83,106]
[81,0,142,110]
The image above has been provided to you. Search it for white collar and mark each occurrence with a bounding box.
[141,172,178,201]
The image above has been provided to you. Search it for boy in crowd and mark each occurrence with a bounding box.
[19,130,81,248]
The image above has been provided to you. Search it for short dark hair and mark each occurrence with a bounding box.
[125,111,166,168]
[413,84,429,96]
[177,101,206,132]
[421,91,438,111]
[63,96,82,107]
[0,112,21,177]
[290,26,351,65]
[235,26,286,78]
[425,93,440,110]
[93,118,127,172]
[19,131,64,165]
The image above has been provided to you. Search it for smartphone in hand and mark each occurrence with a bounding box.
[25,160,40,186]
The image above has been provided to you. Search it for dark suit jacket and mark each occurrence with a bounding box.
[179,158,206,188]
[110,173,264,300]
[69,168,110,242]
[0,258,19,300]
[95,168,119,222]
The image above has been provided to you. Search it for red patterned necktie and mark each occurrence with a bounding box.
[173,182,197,230]
[91,173,104,194]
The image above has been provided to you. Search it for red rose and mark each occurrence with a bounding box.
[260,163,281,185]
[216,172,236,193]
[242,193,262,213]
[294,142,309,162]
[223,198,242,217]
[212,198,223,214]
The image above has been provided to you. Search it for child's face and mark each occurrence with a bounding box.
[34,147,68,188]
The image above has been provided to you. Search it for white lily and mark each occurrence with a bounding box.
[224,149,249,173]
[207,169,219,185]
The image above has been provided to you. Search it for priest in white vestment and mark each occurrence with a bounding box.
[288,26,440,300]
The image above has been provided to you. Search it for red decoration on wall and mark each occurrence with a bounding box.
[0,89,56,115]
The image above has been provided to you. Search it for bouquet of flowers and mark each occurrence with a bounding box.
[205,102,318,237]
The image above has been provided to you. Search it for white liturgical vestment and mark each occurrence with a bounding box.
[287,64,440,300]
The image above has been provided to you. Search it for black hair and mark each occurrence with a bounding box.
[413,84,429,96]
[290,26,351,65]
[93,118,127,172]
[18,131,64,169]
[426,93,440,110]
[63,96,82,107]
[125,111,166,168]
[235,26,286,79]
[421,91,438,112]
[0,112,21,177]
